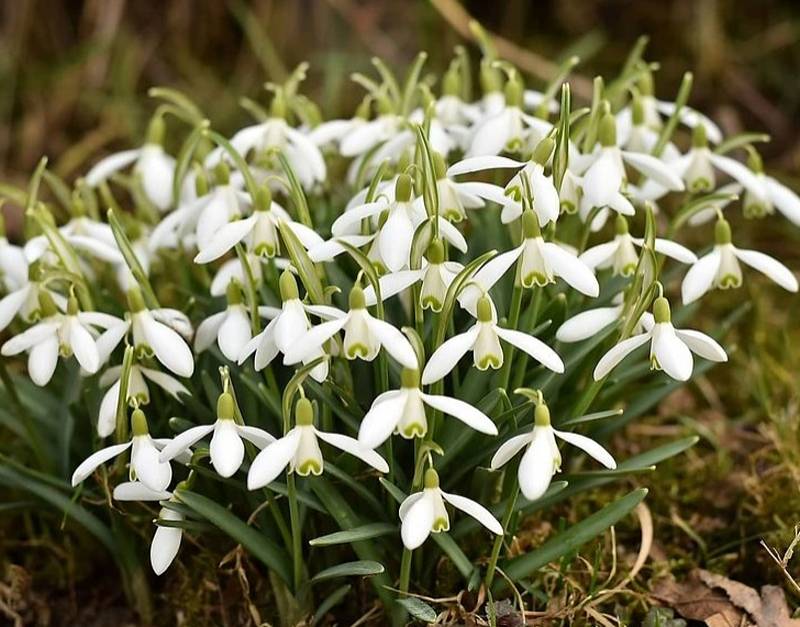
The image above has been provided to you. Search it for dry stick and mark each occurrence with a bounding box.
[429,0,593,100]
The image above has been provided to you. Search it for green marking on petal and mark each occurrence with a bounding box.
[296,459,323,476]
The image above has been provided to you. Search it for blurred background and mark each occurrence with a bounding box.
[1,1,800,624]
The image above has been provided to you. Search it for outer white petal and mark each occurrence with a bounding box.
[218,307,252,362]
[315,429,389,473]
[210,420,245,477]
[593,333,651,380]
[1,321,60,355]
[708,153,765,194]
[247,428,302,490]
[69,318,100,373]
[283,317,347,365]
[494,326,565,373]
[363,269,424,305]
[378,208,414,272]
[553,429,616,469]
[193,216,256,263]
[441,491,503,535]
[457,247,522,316]
[734,248,798,292]
[141,315,194,377]
[652,325,693,381]
[421,325,479,385]
[446,155,524,177]
[365,316,418,369]
[139,367,190,399]
[95,321,130,365]
[85,149,142,185]
[765,177,800,226]
[421,393,496,435]
[490,432,535,469]
[518,432,556,501]
[331,201,388,236]
[28,335,59,386]
[583,150,622,207]
[454,181,512,207]
[71,442,131,486]
[113,481,171,501]
[0,286,30,332]
[132,438,173,491]
[675,329,728,362]
[308,235,375,262]
[193,312,226,353]
[400,492,435,550]
[97,379,121,438]
[358,391,406,449]
[649,238,697,264]
[436,218,468,253]
[621,151,685,191]
[398,492,424,521]
[150,511,183,575]
[158,424,215,462]
[556,306,621,343]
[235,425,276,449]
[579,241,620,270]
[681,249,722,304]
[543,243,600,297]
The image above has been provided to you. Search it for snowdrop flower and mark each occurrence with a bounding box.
[580,113,684,230]
[458,211,599,316]
[0,262,66,332]
[1,293,118,385]
[399,468,502,550]
[308,98,371,149]
[194,281,254,362]
[593,296,727,381]
[24,213,123,266]
[284,285,418,370]
[422,295,564,385]
[339,104,403,159]
[729,151,800,225]
[681,217,798,304]
[159,393,275,478]
[86,116,175,211]
[238,270,339,382]
[556,294,654,343]
[359,368,497,448]
[0,216,31,291]
[362,240,462,313]
[580,215,697,277]
[71,408,173,491]
[490,402,616,501]
[97,363,189,438]
[247,398,388,489]
[193,187,323,263]
[101,287,194,378]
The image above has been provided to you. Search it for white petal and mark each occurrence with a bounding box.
[218,307,252,362]
[193,312,226,353]
[283,317,347,365]
[398,492,424,521]
[543,243,600,297]
[131,437,172,491]
[681,249,722,304]
[247,429,302,489]
[579,241,620,270]
[97,380,121,438]
[593,332,651,380]
[441,491,503,535]
[675,329,728,362]
[69,318,100,373]
[446,155,524,177]
[493,326,565,373]
[86,149,142,186]
[95,321,130,365]
[71,442,131,486]
[651,238,697,264]
[158,424,215,462]
[734,248,798,292]
[583,150,622,206]
[331,201,388,236]
[139,367,190,399]
[467,110,512,157]
[235,424,276,449]
[210,420,245,477]
[421,325,479,385]
[765,177,800,226]
[0,287,30,332]
[490,432,534,469]
[308,235,375,262]
[150,515,183,575]
[652,324,693,381]
[113,481,171,501]
[141,314,194,377]
[436,218,468,254]
[363,269,424,305]
[400,492,435,550]
[28,334,59,386]
[378,208,414,272]
[358,391,406,449]
[457,247,522,316]
[556,306,621,343]
[518,432,556,501]
[621,151,685,191]
[420,393,497,435]
[455,181,512,207]
[68,235,124,263]
[2,321,59,355]
[708,153,765,194]
[365,316,418,369]
[194,216,256,263]
[553,429,616,469]
[315,429,389,473]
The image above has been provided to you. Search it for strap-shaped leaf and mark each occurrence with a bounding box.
[309,523,396,547]
[311,560,384,583]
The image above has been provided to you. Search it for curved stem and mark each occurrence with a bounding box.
[484,486,519,589]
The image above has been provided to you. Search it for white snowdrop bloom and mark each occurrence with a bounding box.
[593,296,727,381]
[422,295,564,385]
[580,113,684,231]
[71,408,173,491]
[399,468,502,550]
[362,240,462,313]
[681,218,798,304]
[24,214,123,266]
[490,402,616,501]
[558,168,583,215]
[358,368,497,448]
[193,282,254,362]
[115,236,151,292]
[86,117,175,211]
[159,393,275,478]
[238,270,339,382]
[685,183,742,226]
[247,398,388,489]
[308,98,371,148]
[193,187,323,263]
[556,294,654,343]
[365,110,455,170]
[467,76,552,157]
[0,262,68,332]
[97,363,189,438]
[457,212,600,317]
[580,215,696,277]
[283,285,418,370]
[339,111,404,159]
[100,287,194,378]
[0,219,29,292]
[0,293,119,386]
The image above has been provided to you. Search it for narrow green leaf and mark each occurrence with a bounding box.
[311,560,384,583]
[396,597,437,622]
[312,584,351,626]
[309,523,396,546]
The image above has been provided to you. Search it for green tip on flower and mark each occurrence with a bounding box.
[401,368,420,389]
[279,269,299,302]
[423,468,440,489]
[692,124,707,148]
[504,73,523,108]
[270,90,287,119]
[534,403,551,427]
[67,293,79,316]
[126,286,146,313]
[254,185,272,212]
[214,161,230,186]
[349,285,366,310]
[477,295,493,322]
[480,61,502,94]
[747,149,764,174]
[638,71,654,97]
[194,171,210,197]
[599,112,617,147]
[38,290,59,317]
[653,296,671,324]
[532,137,555,166]
[395,174,413,202]
[295,397,314,426]
[0,211,5,238]
[714,217,732,245]
[431,151,447,180]
[131,408,149,436]
[521,210,541,239]
[614,214,629,235]
[225,280,243,306]
[217,392,235,421]
[426,239,444,264]
[355,97,372,120]
[443,66,460,96]
[632,94,645,126]
[146,114,165,145]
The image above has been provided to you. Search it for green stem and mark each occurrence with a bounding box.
[399,547,413,594]
[497,283,524,391]
[286,472,303,592]
[483,487,519,589]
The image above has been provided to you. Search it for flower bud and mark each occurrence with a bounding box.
[532,137,555,166]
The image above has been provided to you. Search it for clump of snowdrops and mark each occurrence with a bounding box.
[1,33,798,625]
